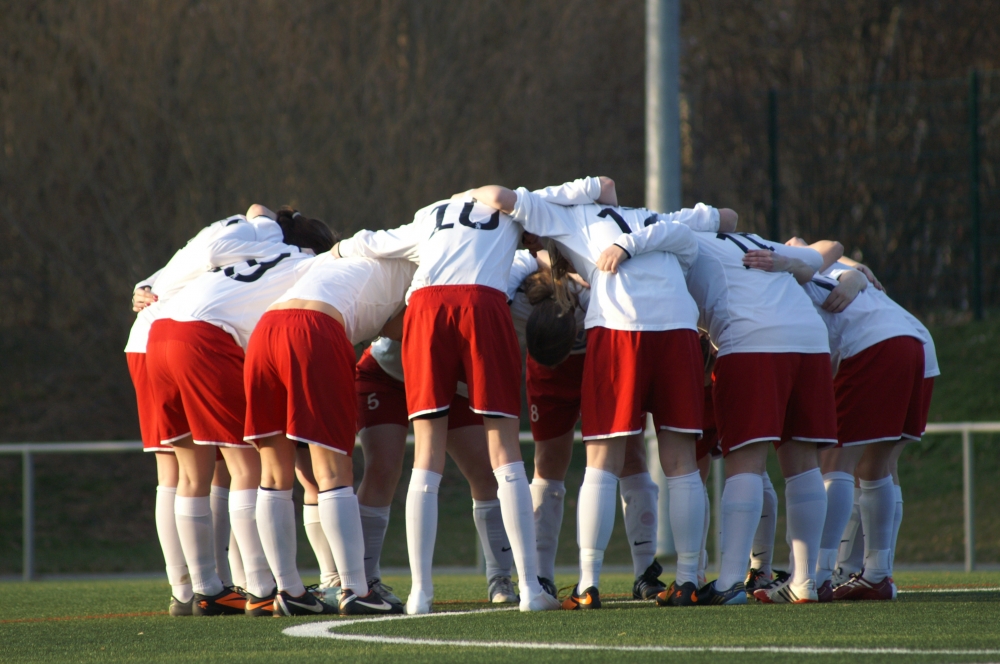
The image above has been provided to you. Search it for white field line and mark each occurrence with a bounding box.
[283,603,1000,656]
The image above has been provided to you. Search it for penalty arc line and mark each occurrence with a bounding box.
[282,608,1000,656]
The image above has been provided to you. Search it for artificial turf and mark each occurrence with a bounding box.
[3,572,999,663]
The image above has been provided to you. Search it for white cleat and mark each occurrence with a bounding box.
[405,589,433,615]
[520,589,561,612]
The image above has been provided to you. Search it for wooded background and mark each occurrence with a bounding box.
[1,0,998,442]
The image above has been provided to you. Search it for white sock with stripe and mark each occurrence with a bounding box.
[229,489,276,598]
[620,471,658,578]
[406,469,441,601]
[256,488,304,597]
[716,473,763,590]
[817,471,855,585]
[530,478,565,582]
[576,467,618,591]
[174,495,223,596]
[318,486,368,596]
[494,462,543,598]
[210,485,233,587]
[785,468,827,589]
[155,486,192,602]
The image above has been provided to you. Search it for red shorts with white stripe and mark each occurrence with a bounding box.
[146,319,249,447]
[581,327,703,440]
[713,352,838,455]
[697,385,721,460]
[526,352,585,441]
[126,352,172,453]
[403,285,521,419]
[244,309,357,455]
[355,347,482,431]
[834,335,926,446]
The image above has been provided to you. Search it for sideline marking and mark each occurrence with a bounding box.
[283,606,1000,656]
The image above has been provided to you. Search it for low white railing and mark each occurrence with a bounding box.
[1,424,996,581]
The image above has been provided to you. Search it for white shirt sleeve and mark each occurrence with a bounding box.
[135,268,162,292]
[611,220,700,272]
[506,250,539,301]
[337,220,425,263]
[771,243,823,272]
[511,188,581,239]
[532,177,602,205]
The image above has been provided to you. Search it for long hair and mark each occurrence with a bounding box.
[275,206,338,253]
[524,259,579,367]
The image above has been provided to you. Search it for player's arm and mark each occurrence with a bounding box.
[335,218,424,262]
[131,269,162,312]
[823,268,868,313]
[507,249,539,301]
[743,243,822,285]
[531,176,616,206]
[834,254,884,291]
[468,185,517,214]
[598,204,724,274]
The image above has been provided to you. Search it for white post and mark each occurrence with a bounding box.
[23,451,35,582]
[962,428,975,572]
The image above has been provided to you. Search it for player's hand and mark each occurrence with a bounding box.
[568,272,590,289]
[132,287,157,312]
[855,264,884,291]
[822,272,865,313]
[742,249,790,272]
[596,244,629,274]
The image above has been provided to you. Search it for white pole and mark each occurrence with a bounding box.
[23,451,35,582]
[647,0,683,558]
[962,428,975,572]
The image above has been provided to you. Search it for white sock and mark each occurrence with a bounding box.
[210,486,233,587]
[473,499,513,581]
[750,471,778,576]
[318,486,368,595]
[256,488,304,596]
[530,478,565,582]
[698,484,710,582]
[229,489,276,597]
[620,472,658,579]
[228,529,245,588]
[890,484,903,577]
[359,504,391,582]
[155,486,192,602]
[303,504,339,588]
[406,469,441,600]
[817,471,855,585]
[838,487,865,575]
[174,495,223,596]
[785,468,826,588]
[716,473,763,590]
[494,462,543,598]
[859,475,895,582]
[576,467,618,591]
[664,471,704,586]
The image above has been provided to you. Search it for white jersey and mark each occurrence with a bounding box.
[124,215,286,353]
[273,254,417,345]
[337,177,607,303]
[512,187,720,332]
[682,232,829,356]
[812,263,939,377]
[157,247,315,349]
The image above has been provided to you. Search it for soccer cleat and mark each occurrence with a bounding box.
[244,590,276,617]
[368,578,401,605]
[655,580,699,607]
[405,588,433,615]
[488,575,519,604]
[749,569,790,601]
[756,577,818,604]
[273,589,338,616]
[169,596,193,617]
[521,589,562,612]
[311,584,342,606]
[744,567,772,599]
[561,586,601,610]
[817,580,834,603]
[538,577,558,599]
[831,566,857,587]
[832,574,894,601]
[192,587,247,616]
[632,559,667,600]
[696,580,748,605]
[339,588,404,615]
[889,577,898,599]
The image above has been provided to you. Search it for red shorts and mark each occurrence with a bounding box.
[581,327,703,440]
[244,310,357,455]
[697,385,721,460]
[146,319,249,447]
[355,347,483,431]
[126,352,172,452]
[403,285,521,419]
[526,352,585,441]
[713,352,838,455]
[834,336,926,446]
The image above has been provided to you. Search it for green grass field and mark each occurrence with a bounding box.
[3,572,1000,663]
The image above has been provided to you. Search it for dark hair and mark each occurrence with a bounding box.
[275,206,338,253]
[524,266,578,367]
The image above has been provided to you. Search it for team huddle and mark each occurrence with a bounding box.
[126,176,936,617]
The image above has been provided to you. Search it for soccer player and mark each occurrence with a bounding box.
[344,305,518,604]
[147,207,332,616]
[472,178,726,610]
[126,210,291,615]
[788,240,935,601]
[621,222,836,605]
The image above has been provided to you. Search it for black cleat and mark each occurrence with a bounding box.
[632,559,667,600]
[339,588,404,615]
[562,586,601,610]
[274,589,338,616]
[169,596,193,617]
[655,580,699,607]
[193,587,247,616]
[696,580,748,605]
[538,577,558,599]
[244,590,276,617]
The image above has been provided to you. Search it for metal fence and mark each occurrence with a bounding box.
[3,424,997,581]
